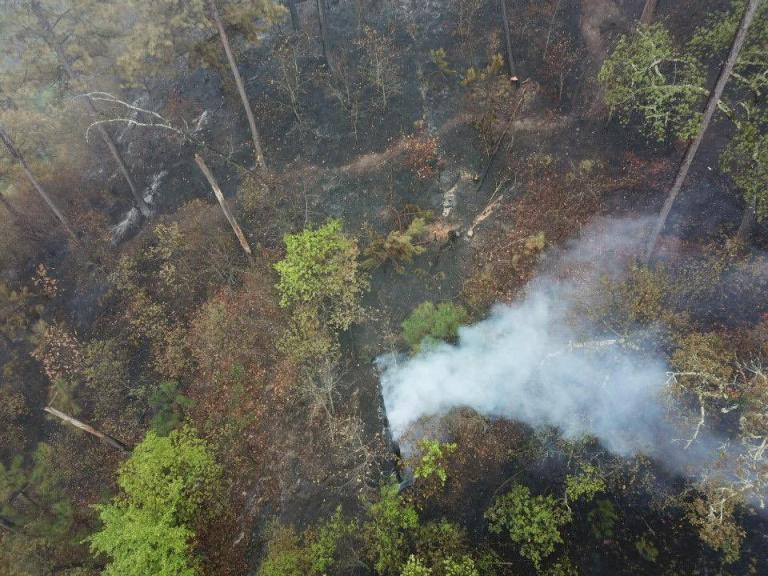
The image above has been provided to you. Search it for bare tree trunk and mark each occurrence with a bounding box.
[194,154,253,256]
[499,0,517,79]
[209,0,267,170]
[0,125,78,243]
[640,0,659,25]
[735,198,756,244]
[43,406,128,452]
[316,0,330,65]
[29,0,150,218]
[287,0,300,31]
[643,0,762,263]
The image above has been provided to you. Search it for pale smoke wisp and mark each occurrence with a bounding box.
[377,218,675,457]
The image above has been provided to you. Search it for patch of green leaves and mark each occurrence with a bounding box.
[402,302,468,352]
[485,484,571,571]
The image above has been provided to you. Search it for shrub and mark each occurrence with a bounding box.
[258,508,357,576]
[485,484,571,571]
[402,302,468,352]
[363,483,420,576]
[413,440,458,488]
[564,464,606,505]
[363,218,429,272]
[275,220,368,333]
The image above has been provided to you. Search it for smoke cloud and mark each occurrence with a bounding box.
[377,218,682,457]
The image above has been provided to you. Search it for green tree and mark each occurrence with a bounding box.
[363,483,420,576]
[89,506,199,576]
[116,427,221,524]
[485,484,572,571]
[89,427,221,575]
[1,0,150,215]
[275,220,368,362]
[402,302,468,352]
[564,464,606,506]
[598,24,705,142]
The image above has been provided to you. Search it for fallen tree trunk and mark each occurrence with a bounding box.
[44,407,128,453]
[195,154,254,257]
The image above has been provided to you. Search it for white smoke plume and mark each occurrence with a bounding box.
[378,218,681,457]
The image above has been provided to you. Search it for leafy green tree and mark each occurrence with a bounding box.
[116,427,221,524]
[485,484,572,571]
[720,114,768,220]
[275,220,368,362]
[89,506,199,576]
[402,302,468,352]
[442,555,480,576]
[275,220,367,328]
[89,427,221,575]
[598,24,705,142]
[363,483,420,576]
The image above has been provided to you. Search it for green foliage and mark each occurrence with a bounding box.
[89,427,221,576]
[688,0,768,97]
[258,509,356,576]
[89,505,199,576]
[587,499,618,540]
[485,484,572,571]
[362,218,429,272]
[442,556,479,576]
[598,24,705,142]
[565,464,606,505]
[720,115,768,220]
[149,381,193,436]
[402,302,469,352]
[402,555,433,576]
[275,220,368,332]
[363,483,420,576]
[635,535,659,563]
[414,520,469,574]
[116,427,221,524]
[413,440,458,487]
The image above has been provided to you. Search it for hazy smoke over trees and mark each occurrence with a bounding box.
[378,219,697,459]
